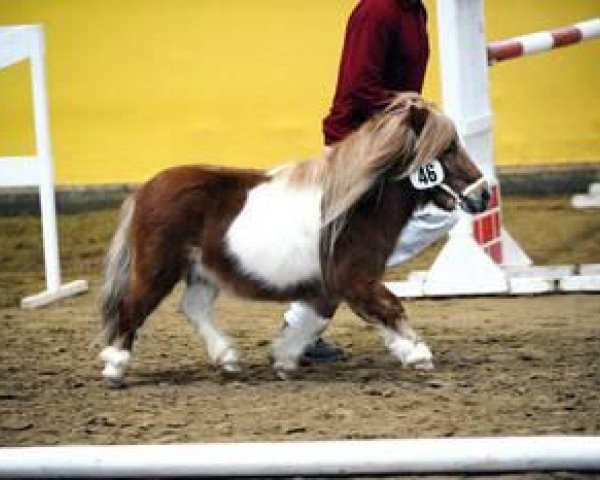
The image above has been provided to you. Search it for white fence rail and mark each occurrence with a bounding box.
[1,437,599,478]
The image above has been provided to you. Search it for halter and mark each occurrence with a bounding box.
[436,176,488,208]
[407,159,488,210]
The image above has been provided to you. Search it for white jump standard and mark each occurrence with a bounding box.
[0,25,88,308]
[387,5,600,298]
[572,182,600,209]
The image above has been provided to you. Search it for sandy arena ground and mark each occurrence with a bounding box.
[0,196,599,467]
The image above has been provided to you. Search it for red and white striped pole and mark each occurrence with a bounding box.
[488,18,600,64]
[473,17,600,264]
[411,3,600,297]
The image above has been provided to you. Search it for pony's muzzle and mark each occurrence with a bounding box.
[460,179,490,214]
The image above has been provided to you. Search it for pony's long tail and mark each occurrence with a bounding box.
[100,195,135,345]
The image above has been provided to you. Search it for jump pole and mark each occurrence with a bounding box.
[387,7,600,298]
[487,18,600,64]
[0,25,88,308]
[1,436,599,478]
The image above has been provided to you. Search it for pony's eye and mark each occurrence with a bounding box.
[445,141,458,155]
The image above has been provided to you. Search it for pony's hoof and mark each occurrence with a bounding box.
[404,342,433,368]
[273,368,291,381]
[216,348,240,371]
[222,362,242,372]
[102,363,127,382]
[272,361,298,380]
[104,377,126,389]
[100,346,131,386]
[99,346,131,368]
[220,362,243,378]
[413,359,435,370]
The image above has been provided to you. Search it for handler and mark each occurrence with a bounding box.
[282,0,459,361]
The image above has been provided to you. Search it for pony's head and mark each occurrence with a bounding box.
[405,128,490,215]
[321,92,489,228]
[387,93,490,215]
[413,140,490,214]
[318,93,490,265]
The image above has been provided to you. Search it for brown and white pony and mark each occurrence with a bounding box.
[99,92,489,385]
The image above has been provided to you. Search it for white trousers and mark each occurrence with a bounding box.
[385,202,459,267]
[284,202,459,328]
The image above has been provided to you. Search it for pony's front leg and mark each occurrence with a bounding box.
[380,324,434,370]
[271,299,335,378]
[182,277,241,374]
[344,280,433,370]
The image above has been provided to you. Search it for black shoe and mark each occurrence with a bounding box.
[301,337,345,364]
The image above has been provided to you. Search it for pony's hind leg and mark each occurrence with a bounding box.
[344,281,434,370]
[100,229,182,387]
[99,345,132,386]
[100,280,174,387]
[181,270,240,374]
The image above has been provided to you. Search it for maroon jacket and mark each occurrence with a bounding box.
[323,0,429,145]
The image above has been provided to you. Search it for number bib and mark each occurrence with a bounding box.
[409,160,445,190]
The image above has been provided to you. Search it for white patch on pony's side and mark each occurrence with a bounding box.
[225,178,322,290]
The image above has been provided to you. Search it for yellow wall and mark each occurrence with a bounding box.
[1,0,599,185]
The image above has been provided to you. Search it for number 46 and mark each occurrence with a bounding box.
[418,164,438,183]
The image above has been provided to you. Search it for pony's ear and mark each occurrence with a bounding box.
[408,104,429,135]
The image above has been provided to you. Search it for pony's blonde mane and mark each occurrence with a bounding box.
[321,92,457,227]
[272,92,458,264]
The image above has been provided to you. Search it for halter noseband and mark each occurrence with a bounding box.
[436,176,488,209]
[405,159,488,211]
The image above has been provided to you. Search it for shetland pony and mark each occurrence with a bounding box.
[99,92,489,385]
